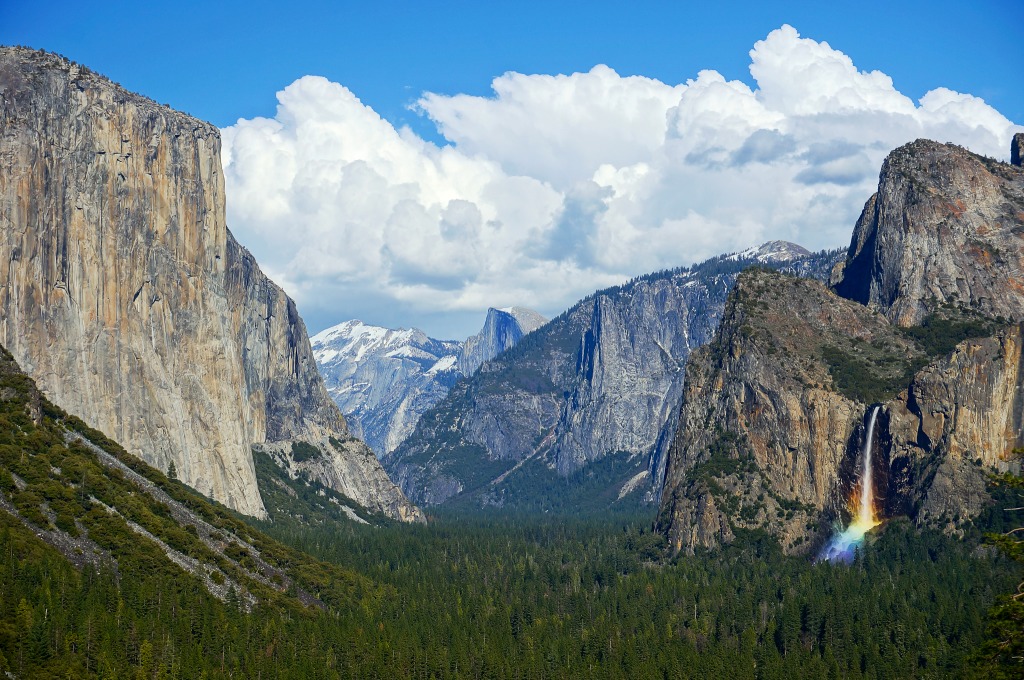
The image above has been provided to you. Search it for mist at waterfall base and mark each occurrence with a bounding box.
[820,407,883,563]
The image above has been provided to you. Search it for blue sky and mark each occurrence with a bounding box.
[4,1,1021,140]
[3,2,1022,338]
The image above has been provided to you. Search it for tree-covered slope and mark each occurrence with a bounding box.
[0,343,391,677]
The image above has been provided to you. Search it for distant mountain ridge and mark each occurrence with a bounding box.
[384,241,843,511]
[312,320,463,456]
[726,240,811,263]
[313,308,547,457]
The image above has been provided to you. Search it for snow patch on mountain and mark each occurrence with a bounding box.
[313,309,545,457]
[727,240,812,263]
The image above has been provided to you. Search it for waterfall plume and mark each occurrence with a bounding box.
[821,406,882,562]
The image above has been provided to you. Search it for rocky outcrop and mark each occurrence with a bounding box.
[660,139,1024,554]
[659,269,1023,555]
[832,139,1024,326]
[312,320,461,456]
[0,47,421,522]
[658,271,920,554]
[1012,132,1023,167]
[887,326,1024,524]
[387,244,841,509]
[549,278,712,478]
[458,307,547,376]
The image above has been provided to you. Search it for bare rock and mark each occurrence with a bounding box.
[459,307,547,376]
[658,271,912,554]
[833,139,1024,325]
[660,140,1024,554]
[0,47,421,522]
[388,245,841,508]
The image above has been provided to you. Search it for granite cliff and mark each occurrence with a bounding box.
[386,243,841,510]
[458,307,547,376]
[659,139,1024,554]
[0,47,422,522]
[833,139,1024,325]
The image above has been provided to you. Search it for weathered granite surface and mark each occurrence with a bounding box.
[312,307,546,460]
[0,47,422,521]
[387,242,841,509]
[312,320,462,457]
[459,307,547,376]
[660,140,1024,554]
[833,139,1024,326]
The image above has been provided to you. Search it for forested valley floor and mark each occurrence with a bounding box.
[3,501,1022,678]
[1,346,1021,679]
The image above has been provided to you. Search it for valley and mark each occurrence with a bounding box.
[0,349,1016,676]
[0,32,1022,680]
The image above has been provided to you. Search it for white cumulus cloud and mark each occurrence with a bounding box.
[222,24,1021,338]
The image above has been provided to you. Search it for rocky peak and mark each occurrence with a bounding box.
[832,139,1024,326]
[312,320,436,365]
[502,307,548,333]
[312,319,461,457]
[1013,132,1023,167]
[730,240,812,263]
[313,306,545,463]
[458,307,547,375]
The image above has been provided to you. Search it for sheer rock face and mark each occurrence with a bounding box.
[0,47,422,522]
[386,246,840,509]
[887,326,1024,524]
[547,282,706,478]
[832,139,1024,326]
[660,141,1024,555]
[659,271,1024,556]
[458,307,547,376]
[658,272,910,554]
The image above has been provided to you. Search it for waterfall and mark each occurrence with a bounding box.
[857,406,879,527]
[821,406,882,563]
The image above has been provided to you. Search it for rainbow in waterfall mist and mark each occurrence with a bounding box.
[820,406,882,563]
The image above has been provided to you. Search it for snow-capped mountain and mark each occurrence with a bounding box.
[312,310,547,458]
[311,321,462,458]
[727,240,812,263]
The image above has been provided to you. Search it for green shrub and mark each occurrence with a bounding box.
[901,311,1003,357]
[290,441,320,463]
